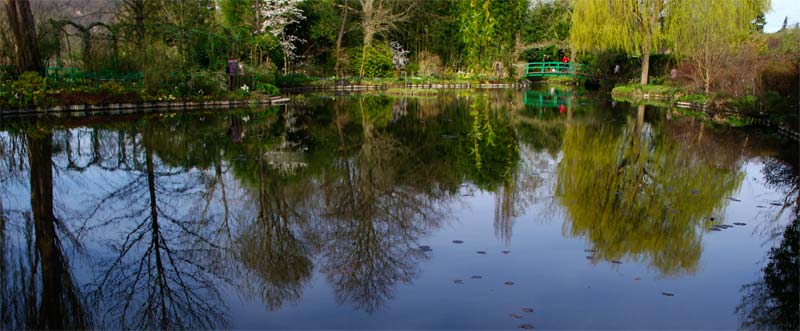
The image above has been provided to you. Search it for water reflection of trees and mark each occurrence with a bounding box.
[556,106,745,275]
[317,96,446,313]
[737,141,798,330]
[1,132,92,330]
[736,216,799,330]
[82,126,228,329]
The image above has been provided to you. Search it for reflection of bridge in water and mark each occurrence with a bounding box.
[522,89,580,112]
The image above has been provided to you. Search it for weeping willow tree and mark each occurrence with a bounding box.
[667,0,770,94]
[556,108,745,276]
[570,0,667,85]
[460,0,495,74]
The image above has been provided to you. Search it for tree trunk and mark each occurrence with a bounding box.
[334,0,349,77]
[640,48,650,86]
[130,0,145,47]
[4,0,42,72]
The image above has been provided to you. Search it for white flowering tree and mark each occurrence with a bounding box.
[390,41,409,76]
[259,0,306,74]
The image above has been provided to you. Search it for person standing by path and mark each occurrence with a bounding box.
[226,58,237,91]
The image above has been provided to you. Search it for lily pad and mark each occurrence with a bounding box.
[504,281,515,285]
[733,222,746,226]
[452,240,464,244]
[476,251,487,254]
[471,275,483,279]
[501,250,511,254]
[610,260,623,264]
[519,323,535,329]
[710,228,722,232]
[661,292,675,296]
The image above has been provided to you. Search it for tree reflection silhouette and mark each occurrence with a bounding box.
[1,132,92,330]
[86,127,227,329]
[556,106,745,275]
[318,97,443,313]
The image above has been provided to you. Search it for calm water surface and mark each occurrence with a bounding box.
[0,89,797,329]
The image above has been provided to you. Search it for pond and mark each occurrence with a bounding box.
[0,88,797,330]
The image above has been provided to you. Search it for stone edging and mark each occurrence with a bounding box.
[0,97,291,118]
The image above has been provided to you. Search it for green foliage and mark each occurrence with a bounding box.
[98,81,127,96]
[256,82,280,95]
[349,44,393,78]
[5,72,47,106]
[220,0,255,29]
[277,73,315,86]
[521,0,571,48]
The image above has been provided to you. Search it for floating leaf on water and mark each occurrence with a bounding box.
[610,260,622,264]
[504,281,515,285]
[733,222,746,226]
[634,277,641,281]
[471,275,482,279]
[452,240,464,244]
[728,197,741,202]
[501,250,511,254]
[661,292,675,296]
[756,205,766,208]
[770,202,783,206]
[710,228,722,232]
[519,323,535,329]
[510,313,523,319]
[453,279,464,284]
[419,245,432,252]
[476,251,487,254]
[521,308,534,313]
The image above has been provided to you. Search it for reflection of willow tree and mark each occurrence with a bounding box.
[319,96,443,313]
[736,216,798,331]
[465,93,529,243]
[86,126,227,329]
[556,106,744,275]
[1,132,92,330]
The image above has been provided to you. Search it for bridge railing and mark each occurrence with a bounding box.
[525,62,585,77]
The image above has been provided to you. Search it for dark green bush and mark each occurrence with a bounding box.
[276,73,314,86]
[255,82,279,95]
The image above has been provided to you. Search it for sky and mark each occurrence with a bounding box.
[764,0,800,32]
